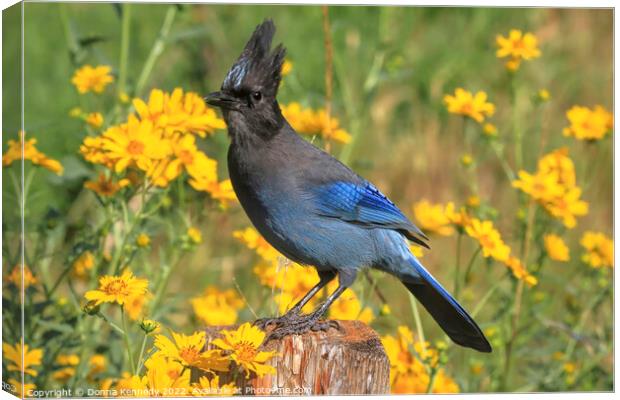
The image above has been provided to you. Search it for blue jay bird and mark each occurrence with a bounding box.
[206,20,491,353]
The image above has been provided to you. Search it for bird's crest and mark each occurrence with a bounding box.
[222,19,286,96]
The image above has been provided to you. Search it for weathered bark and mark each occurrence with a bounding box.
[201,320,390,395]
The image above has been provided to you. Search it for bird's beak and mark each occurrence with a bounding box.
[205,91,238,110]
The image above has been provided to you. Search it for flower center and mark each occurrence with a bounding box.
[103,279,128,295]
[127,140,145,155]
[461,103,473,114]
[512,39,525,49]
[178,150,194,165]
[234,342,257,362]
[479,233,495,249]
[179,347,201,365]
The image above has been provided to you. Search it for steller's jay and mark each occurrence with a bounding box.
[206,20,491,353]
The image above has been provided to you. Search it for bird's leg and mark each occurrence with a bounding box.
[265,270,356,340]
[254,270,336,329]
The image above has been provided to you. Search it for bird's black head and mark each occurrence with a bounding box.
[206,19,286,143]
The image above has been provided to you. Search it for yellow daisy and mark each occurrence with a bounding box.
[84,269,149,306]
[465,218,510,262]
[443,88,495,123]
[7,264,37,289]
[412,200,454,236]
[496,29,541,71]
[71,65,114,94]
[3,342,43,377]
[191,286,244,326]
[563,105,613,141]
[154,331,230,371]
[544,234,570,262]
[580,231,613,269]
[212,322,277,378]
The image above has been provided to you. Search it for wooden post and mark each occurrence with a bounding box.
[201,320,390,395]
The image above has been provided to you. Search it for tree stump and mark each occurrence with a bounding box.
[201,320,390,395]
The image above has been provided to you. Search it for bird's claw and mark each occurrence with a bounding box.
[253,309,302,330]
[264,315,340,342]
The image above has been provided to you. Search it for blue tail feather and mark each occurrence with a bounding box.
[404,256,492,353]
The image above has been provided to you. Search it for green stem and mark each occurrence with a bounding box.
[510,74,522,172]
[454,232,463,297]
[463,246,482,284]
[58,4,80,59]
[118,4,131,97]
[136,334,149,374]
[135,6,177,97]
[121,307,136,373]
[408,292,425,344]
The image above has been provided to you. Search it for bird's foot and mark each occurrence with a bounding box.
[253,309,302,330]
[264,312,340,342]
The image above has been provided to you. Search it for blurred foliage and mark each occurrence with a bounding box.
[2,3,613,395]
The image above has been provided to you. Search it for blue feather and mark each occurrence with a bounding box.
[311,181,428,246]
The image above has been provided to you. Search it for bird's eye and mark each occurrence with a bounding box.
[251,91,262,102]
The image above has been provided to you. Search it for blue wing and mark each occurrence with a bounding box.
[311,181,429,248]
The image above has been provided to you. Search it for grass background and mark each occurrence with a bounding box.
[2,3,613,392]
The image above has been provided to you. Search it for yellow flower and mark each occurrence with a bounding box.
[8,379,36,398]
[233,227,281,261]
[53,354,80,381]
[136,233,151,247]
[71,65,114,94]
[3,342,43,377]
[483,123,498,137]
[133,88,226,138]
[504,256,537,287]
[140,319,160,334]
[84,269,149,306]
[86,112,104,129]
[413,200,454,236]
[212,323,277,378]
[496,29,541,71]
[280,102,352,144]
[538,89,550,102]
[7,264,37,288]
[544,234,570,262]
[154,331,230,371]
[380,304,392,315]
[115,372,148,395]
[580,231,613,269]
[96,114,171,174]
[444,203,472,228]
[329,289,374,324]
[281,59,293,76]
[470,361,484,375]
[84,173,130,197]
[3,131,64,175]
[409,245,424,259]
[512,170,564,202]
[460,153,473,167]
[143,354,192,393]
[443,88,495,123]
[192,375,237,396]
[381,327,459,394]
[544,187,589,229]
[187,227,202,244]
[514,149,588,228]
[124,292,151,321]
[563,105,613,141]
[465,218,510,262]
[88,354,106,379]
[538,147,576,188]
[69,107,83,118]
[191,286,244,326]
[466,195,480,208]
[563,362,577,375]
[118,91,130,103]
[72,251,95,279]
